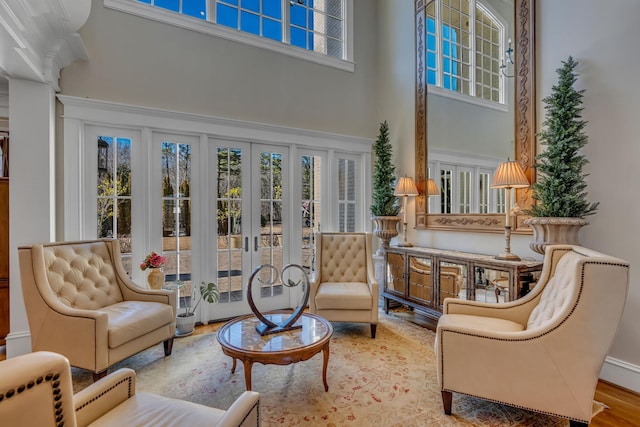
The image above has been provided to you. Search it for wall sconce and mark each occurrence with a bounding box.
[97,137,109,177]
[394,176,419,247]
[491,160,529,260]
[500,38,514,78]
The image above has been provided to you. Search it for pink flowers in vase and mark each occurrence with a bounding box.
[140,251,167,271]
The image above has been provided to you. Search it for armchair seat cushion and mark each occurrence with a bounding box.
[438,313,525,333]
[88,392,225,427]
[314,282,372,310]
[103,301,175,348]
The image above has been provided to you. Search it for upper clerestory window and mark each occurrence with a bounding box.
[106,0,353,71]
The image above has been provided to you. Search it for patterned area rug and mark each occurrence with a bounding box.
[72,311,602,426]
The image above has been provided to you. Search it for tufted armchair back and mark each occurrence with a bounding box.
[39,241,125,310]
[19,239,176,379]
[309,232,378,338]
[435,245,629,425]
[527,250,585,329]
[319,233,367,283]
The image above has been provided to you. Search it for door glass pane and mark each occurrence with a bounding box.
[216,147,244,303]
[97,136,132,275]
[300,155,321,273]
[161,141,192,298]
[259,151,284,298]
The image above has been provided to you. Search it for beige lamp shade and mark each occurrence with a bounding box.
[491,160,529,189]
[394,176,419,196]
[426,178,439,196]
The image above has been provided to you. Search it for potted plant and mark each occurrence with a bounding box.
[371,121,401,254]
[175,281,220,336]
[524,57,598,254]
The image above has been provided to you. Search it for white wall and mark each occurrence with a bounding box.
[61,0,378,139]
[378,0,640,392]
[537,0,640,390]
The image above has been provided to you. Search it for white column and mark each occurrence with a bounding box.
[6,79,56,358]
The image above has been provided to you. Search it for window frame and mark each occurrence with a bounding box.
[105,0,355,72]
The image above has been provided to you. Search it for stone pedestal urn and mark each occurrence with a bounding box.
[524,217,589,255]
[372,216,401,255]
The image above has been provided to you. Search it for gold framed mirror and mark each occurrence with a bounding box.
[414,0,536,233]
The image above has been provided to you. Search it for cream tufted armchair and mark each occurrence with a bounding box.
[435,245,629,427]
[309,232,378,338]
[0,351,260,427]
[18,239,177,381]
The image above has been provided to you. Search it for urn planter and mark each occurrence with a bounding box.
[524,217,589,255]
[372,216,401,255]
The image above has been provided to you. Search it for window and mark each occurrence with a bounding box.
[426,0,506,104]
[116,0,352,70]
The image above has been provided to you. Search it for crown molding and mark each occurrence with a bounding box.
[0,0,90,89]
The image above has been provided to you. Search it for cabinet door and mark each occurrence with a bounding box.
[474,267,510,303]
[408,256,434,306]
[385,252,405,297]
[438,260,468,305]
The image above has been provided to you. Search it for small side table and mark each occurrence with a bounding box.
[217,311,333,391]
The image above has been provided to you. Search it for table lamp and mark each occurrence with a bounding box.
[394,176,419,247]
[491,160,529,260]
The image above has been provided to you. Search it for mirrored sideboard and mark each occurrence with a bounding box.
[382,246,544,322]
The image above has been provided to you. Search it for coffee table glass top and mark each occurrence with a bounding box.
[218,313,332,353]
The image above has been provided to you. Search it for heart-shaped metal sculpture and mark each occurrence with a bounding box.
[247,264,310,336]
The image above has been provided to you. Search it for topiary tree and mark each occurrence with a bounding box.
[371,120,399,216]
[528,56,599,218]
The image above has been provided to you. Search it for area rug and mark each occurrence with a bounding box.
[72,311,602,426]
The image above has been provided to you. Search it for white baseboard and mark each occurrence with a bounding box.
[5,330,31,359]
[600,356,640,393]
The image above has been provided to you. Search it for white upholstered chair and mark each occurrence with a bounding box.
[19,239,177,381]
[435,245,629,427]
[309,232,378,338]
[0,351,260,427]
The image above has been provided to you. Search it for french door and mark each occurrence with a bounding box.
[210,139,291,320]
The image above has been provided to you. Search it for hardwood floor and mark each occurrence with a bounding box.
[2,321,638,426]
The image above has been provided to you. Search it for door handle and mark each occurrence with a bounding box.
[244,237,249,252]
[254,236,259,252]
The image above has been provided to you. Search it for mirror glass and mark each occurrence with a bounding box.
[439,261,467,305]
[427,0,514,215]
[474,267,510,303]
[408,256,432,303]
[386,252,405,294]
[414,0,536,233]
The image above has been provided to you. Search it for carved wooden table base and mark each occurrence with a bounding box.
[217,311,333,391]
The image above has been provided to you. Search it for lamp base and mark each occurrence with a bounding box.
[495,252,521,261]
[397,242,414,247]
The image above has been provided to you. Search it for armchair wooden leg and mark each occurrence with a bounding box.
[441,391,452,415]
[93,370,108,382]
[569,421,588,427]
[370,323,377,339]
[164,337,174,356]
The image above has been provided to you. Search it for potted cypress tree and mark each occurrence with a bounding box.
[371,120,400,254]
[524,57,598,254]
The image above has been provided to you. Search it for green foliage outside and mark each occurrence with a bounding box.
[370,121,399,216]
[528,56,599,218]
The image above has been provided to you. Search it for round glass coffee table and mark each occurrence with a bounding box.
[217,311,333,391]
